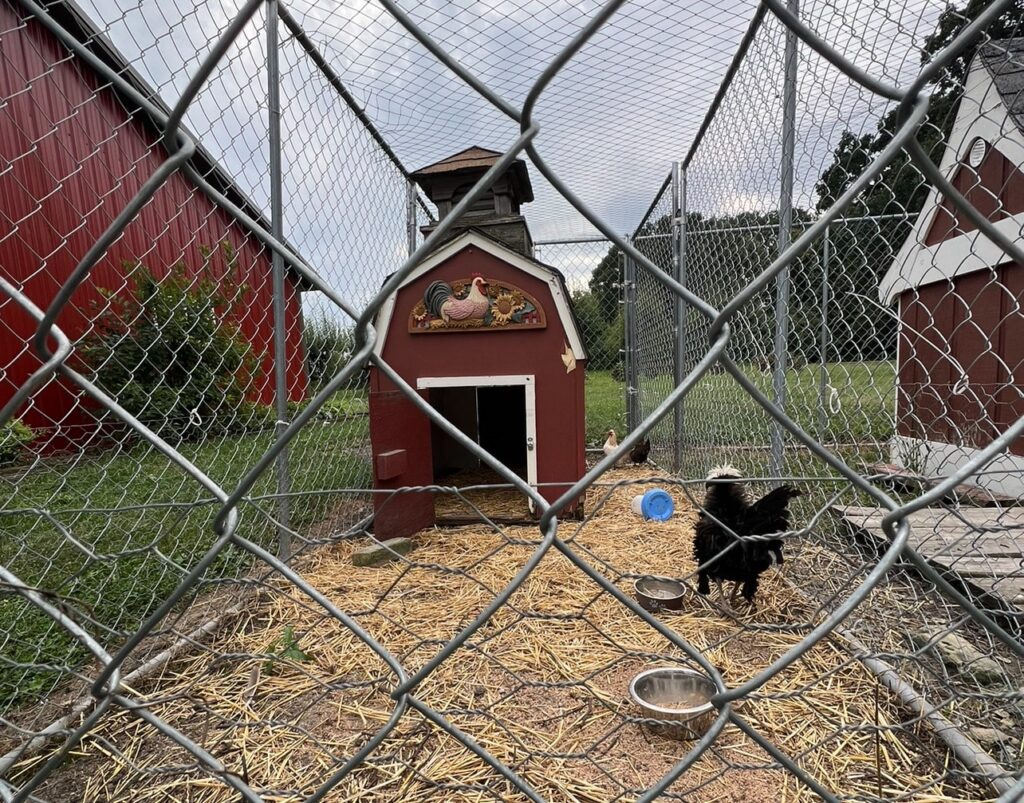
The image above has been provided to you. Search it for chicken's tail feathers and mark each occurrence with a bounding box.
[744,485,801,533]
[424,281,452,318]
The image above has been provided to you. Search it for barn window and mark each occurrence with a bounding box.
[967,137,986,168]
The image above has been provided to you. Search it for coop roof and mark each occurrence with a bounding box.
[979,38,1024,133]
[373,229,586,360]
[879,39,1024,303]
[411,147,534,204]
[34,0,312,290]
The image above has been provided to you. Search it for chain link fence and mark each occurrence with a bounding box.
[1,0,1024,800]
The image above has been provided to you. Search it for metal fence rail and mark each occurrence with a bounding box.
[1,0,1023,800]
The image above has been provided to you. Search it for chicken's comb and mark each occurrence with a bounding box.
[470,272,484,279]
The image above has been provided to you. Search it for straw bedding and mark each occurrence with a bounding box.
[433,467,533,521]
[14,467,991,801]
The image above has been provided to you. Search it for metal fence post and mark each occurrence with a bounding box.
[672,161,687,473]
[406,180,418,256]
[817,225,831,443]
[770,0,799,479]
[623,240,639,433]
[267,0,290,559]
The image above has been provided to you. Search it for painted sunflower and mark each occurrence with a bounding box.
[490,292,523,325]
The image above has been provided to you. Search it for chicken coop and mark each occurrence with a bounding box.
[369,148,588,537]
[880,39,1024,499]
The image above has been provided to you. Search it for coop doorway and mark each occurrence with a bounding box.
[417,375,537,521]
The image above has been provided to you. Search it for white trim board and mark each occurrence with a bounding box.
[418,373,538,512]
[879,55,1024,304]
[373,231,586,360]
[417,374,535,389]
[891,434,1024,499]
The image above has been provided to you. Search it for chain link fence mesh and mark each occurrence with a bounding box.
[1,0,1023,800]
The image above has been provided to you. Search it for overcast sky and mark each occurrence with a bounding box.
[76,0,945,316]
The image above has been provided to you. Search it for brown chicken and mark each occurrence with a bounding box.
[629,437,651,464]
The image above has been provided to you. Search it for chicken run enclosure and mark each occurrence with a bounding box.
[4,0,1024,799]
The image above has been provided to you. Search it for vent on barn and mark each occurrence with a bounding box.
[369,148,587,538]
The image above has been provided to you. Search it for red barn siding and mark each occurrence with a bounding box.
[924,143,1024,244]
[369,243,586,537]
[896,265,1024,455]
[0,1,307,449]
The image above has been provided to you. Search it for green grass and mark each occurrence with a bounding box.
[683,360,896,445]
[584,361,894,451]
[584,370,627,444]
[0,396,370,709]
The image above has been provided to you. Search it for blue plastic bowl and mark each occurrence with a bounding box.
[640,489,674,521]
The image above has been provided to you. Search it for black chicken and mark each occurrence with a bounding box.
[692,465,801,609]
[629,437,651,464]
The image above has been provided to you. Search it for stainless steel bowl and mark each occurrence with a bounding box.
[634,577,685,612]
[628,667,717,740]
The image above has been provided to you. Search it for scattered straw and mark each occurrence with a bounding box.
[433,467,533,521]
[13,467,993,802]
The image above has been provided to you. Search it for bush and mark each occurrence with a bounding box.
[0,419,34,463]
[79,245,271,441]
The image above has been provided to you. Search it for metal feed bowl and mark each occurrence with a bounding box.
[634,577,685,612]
[629,667,717,740]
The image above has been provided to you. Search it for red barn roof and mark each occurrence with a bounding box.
[373,229,586,360]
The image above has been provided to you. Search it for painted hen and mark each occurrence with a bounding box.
[424,275,490,323]
[693,465,800,610]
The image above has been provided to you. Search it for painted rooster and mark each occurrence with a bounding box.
[424,274,490,323]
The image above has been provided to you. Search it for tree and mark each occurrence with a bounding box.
[79,243,271,441]
[589,243,622,324]
[570,290,618,370]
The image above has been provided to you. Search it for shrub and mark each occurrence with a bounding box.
[0,419,34,463]
[79,244,271,441]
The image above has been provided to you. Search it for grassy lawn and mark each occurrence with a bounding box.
[681,360,896,445]
[585,361,894,450]
[584,370,626,444]
[0,395,370,709]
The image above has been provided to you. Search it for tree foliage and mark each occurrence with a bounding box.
[0,419,34,463]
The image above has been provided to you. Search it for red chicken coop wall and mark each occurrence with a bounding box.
[896,265,1024,457]
[894,140,1024,457]
[369,243,586,537]
[0,1,308,451]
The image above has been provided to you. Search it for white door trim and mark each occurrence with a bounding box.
[417,374,537,511]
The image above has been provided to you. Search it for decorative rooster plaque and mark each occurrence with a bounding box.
[409,274,546,333]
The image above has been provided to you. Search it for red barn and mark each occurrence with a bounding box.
[369,149,587,537]
[880,39,1024,497]
[0,0,309,450]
